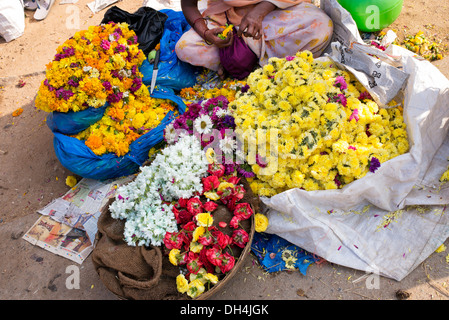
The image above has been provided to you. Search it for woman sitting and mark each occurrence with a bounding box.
[175,0,334,78]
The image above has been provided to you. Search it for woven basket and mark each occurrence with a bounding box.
[92,177,258,300]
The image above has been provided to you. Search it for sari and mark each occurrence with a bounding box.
[175,0,333,71]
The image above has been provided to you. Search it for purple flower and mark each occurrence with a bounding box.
[237,166,255,178]
[241,84,250,93]
[114,44,127,53]
[256,154,267,168]
[369,157,381,173]
[127,35,138,45]
[67,79,79,87]
[129,77,142,93]
[102,81,112,91]
[334,174,342,187]
[222,115,235,129]
[55,88,74,100]
[334,76,348,91]
[107,91,123,103]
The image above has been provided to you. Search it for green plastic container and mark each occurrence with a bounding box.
[337,0,403,32]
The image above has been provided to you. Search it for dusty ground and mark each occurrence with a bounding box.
[1,0,449,302]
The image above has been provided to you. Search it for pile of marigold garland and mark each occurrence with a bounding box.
[229,51,410,196]
[35,22,176,157]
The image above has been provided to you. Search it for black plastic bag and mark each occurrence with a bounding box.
[101,6,168,56]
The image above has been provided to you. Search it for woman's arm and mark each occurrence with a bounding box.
[181,0,233,47]
[237,1,277,40]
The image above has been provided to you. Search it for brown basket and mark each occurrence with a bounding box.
[92,177,258,300]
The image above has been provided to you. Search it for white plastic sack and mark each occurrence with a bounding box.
[0,0,25,42]
[263,0,449,281]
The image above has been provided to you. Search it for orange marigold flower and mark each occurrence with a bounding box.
[12,108,23,117]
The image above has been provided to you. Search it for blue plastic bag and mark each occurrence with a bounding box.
[141,9,202,92]
[52,88,186,181]
[251,232,318,275]
[46,103,109,135]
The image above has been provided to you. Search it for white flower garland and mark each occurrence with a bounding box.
[109,134,209,246]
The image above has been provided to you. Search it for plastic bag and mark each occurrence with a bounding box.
[0,0,25,42]
[101,6,168,56]
[219,28,258,80]
[264,0,449,281]
[52,88,186,181]
[46,103,109,135]
[141,9,202,91]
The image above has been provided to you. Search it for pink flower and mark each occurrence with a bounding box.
[202,175,220,192]
[206,246,223,266]
[286,56,295,61]
[229,216,240,229]
[219,252,235,273]
[187,198,203,215]
[163,232,184,250]
[213,230,232,249]
[233,203,253,220]
[334,76,348,90]
[203,201,218,212]
[186,252,203,274]
[231,229,249,248]
[208,163,225,178]
[100,39,110,51]
[349,109,359,122]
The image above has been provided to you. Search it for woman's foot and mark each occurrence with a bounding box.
[217,64,227,80]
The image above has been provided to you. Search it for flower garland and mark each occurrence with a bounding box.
[109,134,209,246]
[163,157,255,298]
[229,50,410,196]
[179,78,248,103]
[35,22,145,113]
[74,92,175,157]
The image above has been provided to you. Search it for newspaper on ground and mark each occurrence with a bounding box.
[23,176,133,264]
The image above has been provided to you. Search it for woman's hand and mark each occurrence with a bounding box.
[237,1,276,40]
[204,27,234,48]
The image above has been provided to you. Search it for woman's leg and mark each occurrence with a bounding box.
[260,2,334,64]
[175,19,223,72]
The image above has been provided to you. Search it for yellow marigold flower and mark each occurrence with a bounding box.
[204,273,219,284]
[218,182,235,192]
[187,279,205,298]
[204,191,221,201]
[169,248,180,266]
[176,274,189,293]
[196,212,213,227]
[192,226,206,242]
[254,213,269,233]
[190,241,204,253]
[435,244,447,253]
[205,148,216,164]
[65,175,78,188]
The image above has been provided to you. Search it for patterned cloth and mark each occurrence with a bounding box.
[175,0,333,71]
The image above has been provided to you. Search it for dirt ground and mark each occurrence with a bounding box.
[1,0,449,302]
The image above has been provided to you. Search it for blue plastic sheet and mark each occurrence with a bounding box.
[141,9,202,92]
[46,103,109,135]
[52,87,186,181]
[251,232,318,275]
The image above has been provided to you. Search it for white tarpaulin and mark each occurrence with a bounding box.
[263,0,449,281]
